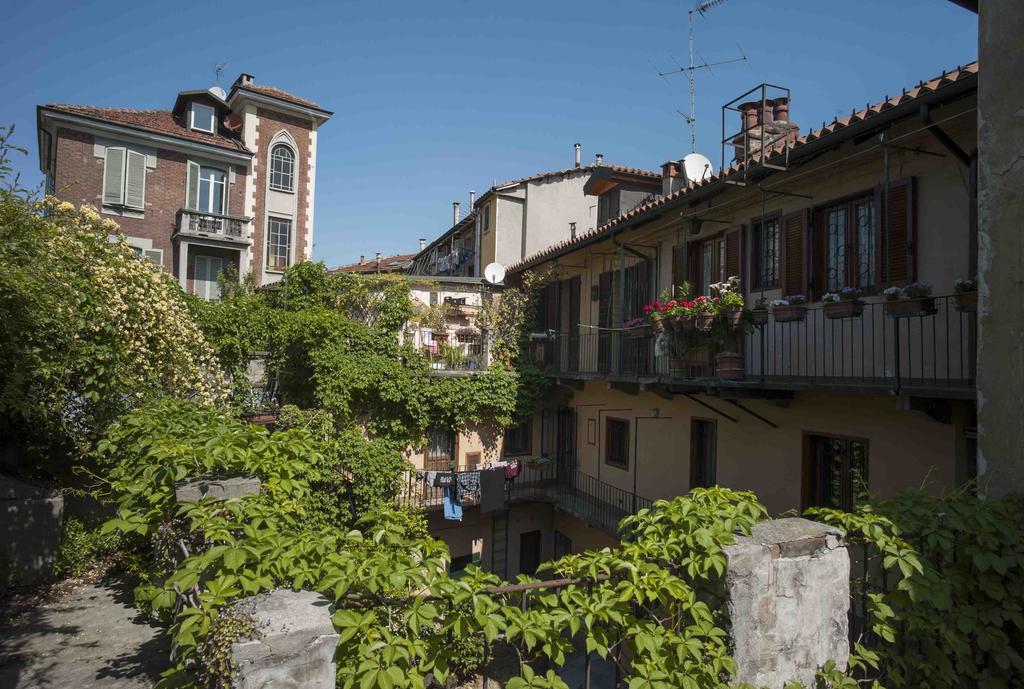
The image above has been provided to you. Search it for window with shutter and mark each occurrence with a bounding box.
[671,244,685,291]
[750,214,780,289]
[186,161,201,210]
[882,178,915,285]
[780,210,808,298]
[102,147,126,206]
[686,241,701,292]
[124,151,146,210]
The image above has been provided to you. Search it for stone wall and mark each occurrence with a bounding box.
[1,475,64,586]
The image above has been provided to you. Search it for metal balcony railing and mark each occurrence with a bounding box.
[176,209,249,239]
[538,294,976,394]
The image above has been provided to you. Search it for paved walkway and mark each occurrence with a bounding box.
[0,577,168,688]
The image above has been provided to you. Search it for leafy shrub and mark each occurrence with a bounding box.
[53,515,121,579]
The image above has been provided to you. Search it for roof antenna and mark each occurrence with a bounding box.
[655,0,746,153]
[214,60,230,84]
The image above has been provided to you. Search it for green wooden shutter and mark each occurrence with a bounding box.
[124,151,146,210]
[186,161,200,210]
[102,147,125,206]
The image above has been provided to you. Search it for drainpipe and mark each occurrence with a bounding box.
[881,130,901,395]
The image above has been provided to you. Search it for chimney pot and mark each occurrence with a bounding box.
[453,201,460,225]
[739,102,759,130]
[469,189,476,207]
[419,238,427,251]
[760,99,775,125]
[773,97,790,122]
[595,153,604,165]
[375,252,382,263]
[570,221,577,239]
[574,143,581,168]
[235,72,255,87]
[359,255,365,265]
[661,160,681,196]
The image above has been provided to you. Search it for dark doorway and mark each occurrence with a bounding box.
[518,530,542,576]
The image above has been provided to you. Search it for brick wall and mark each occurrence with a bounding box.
[52,127,247,277]
[250,108,313,277]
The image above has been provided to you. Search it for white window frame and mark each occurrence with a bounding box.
[197,166,228,215]
[269,143,296,192]
[102,147,147,211]
[190,103,216,133]
[265,216,293,273]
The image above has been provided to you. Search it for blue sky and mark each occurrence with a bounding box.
[2,0,976,267]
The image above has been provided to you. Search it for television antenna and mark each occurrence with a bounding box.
[655,0,748,153]
[214,60,230,84]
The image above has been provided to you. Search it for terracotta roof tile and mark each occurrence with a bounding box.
[43,104,250,152]
[237,84,326,111]
[507,61,978,274]
[331,252,417,274]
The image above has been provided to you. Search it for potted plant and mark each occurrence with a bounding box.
[713,277,744,327]
[747,297,770,326]
[420,302,450,342]
[822,287,865,319]
[455,326,480,343]
[691,296,717,332]
[643,299,667,333]
[885,283,936,318]
[954,277,978,312]
[772,294,808,323]
[624,317,650,338]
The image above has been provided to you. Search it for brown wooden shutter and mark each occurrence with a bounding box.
[781,210,808,298]
[598,271,613,328]
[883,178,915,285]
[543,282,558,331]
[725,229,741,283]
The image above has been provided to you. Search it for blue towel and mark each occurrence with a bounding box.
[443,485,463,521]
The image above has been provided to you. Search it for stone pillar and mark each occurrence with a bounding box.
[723,518,849,689]
[0,475,64,585]
[174,476,261,503]
[230,589,339,689]
[977,0,1024,497]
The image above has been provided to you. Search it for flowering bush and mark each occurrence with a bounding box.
[954,277,977,293]
[0,194,226,467]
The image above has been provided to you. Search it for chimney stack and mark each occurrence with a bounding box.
[419,238,426,251]
[453,202,460,224]
[661,160,681,196]
[570,221,577,239]
[375,252,382,266]
[733,93,798,162]
[469,189,476,207]
[234,73,255,88]
[359,255,365,265]
[595,152,604,165]
[574,143,581,168]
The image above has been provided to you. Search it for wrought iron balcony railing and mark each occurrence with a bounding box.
[176,209,249,240]
[538,294,976,394]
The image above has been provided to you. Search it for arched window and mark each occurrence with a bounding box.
[269,143,295,192]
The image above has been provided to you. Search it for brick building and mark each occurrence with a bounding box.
[36,74,331,298]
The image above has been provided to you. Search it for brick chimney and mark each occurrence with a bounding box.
[661,160,682,196]
[359,255,365,265]
[732,96,799,163]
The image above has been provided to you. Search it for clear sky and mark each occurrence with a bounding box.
[2,0,976,267]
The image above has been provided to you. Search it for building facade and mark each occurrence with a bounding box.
[408,62,980,577]
[36,73,331,298]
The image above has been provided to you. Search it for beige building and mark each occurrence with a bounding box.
[406,63,979,578]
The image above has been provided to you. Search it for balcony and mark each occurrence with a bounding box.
[539,294,976,398]
[175,209,250,243]
[397,464,653,536]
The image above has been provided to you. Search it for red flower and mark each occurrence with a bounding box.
[642,305,652,314]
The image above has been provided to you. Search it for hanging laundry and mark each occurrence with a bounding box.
[456,470,480,496]
[504,461,521,481]
[480,468,506,513]
[443,485,462,521]
[432,472,454,488]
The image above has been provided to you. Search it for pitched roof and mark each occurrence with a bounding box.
[42,104,250,153]
[235,84,328,112]
[507,61,978,274]
[332,252,417,274]
[489,163,659,193]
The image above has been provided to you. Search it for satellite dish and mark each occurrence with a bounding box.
[208,85,227,100]
[484,262,506,285]
[681,153,714,185]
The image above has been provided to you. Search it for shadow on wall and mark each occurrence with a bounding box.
[1,475,64,587]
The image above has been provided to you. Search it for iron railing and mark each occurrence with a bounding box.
[176,209,249,239]
[539,294,976,393]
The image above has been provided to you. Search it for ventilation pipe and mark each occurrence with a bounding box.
[453,202,460,224]
[574,143,581,168]
[469,190,476,207]
[419,238,427,251]
[570,221,577,239]
[359,255,365,265]
[595,153,604,165]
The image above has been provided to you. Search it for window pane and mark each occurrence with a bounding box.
[192,103,215,132]
[756,216,780,288]
[700,242,712,295]
[855,202,875,288]
[270,144,295,191]
[267,217,292,270]
[826,207,846,291]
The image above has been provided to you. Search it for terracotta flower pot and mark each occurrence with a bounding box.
[823,300,864,320]
[723,309,743,327]
[715,352,744,380]
[626,324,650,339]
[772,305,807,323]
[650,314,666,333]
[696,312,716,332]
[885,297,937,319]
[954,291,977,313]
[670,314,695,334]
[748,309,769,326]
[686,345,712,367]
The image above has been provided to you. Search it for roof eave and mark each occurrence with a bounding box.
[228,87,333,122]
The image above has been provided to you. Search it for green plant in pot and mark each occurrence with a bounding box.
[884,282,936,318]
[747,296,770,326]
[772,294,808,323]
[953,277,978,313]
[822,286,864,319]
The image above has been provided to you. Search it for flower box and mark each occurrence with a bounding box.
[696,312,716,332]
[715,352,744,380]
[747,309,769,326]
[773,305,807,323]
[886,297,937,319]
[670,315,695,334]
[954,291,977,313]
[823,300,864,320]
[432,332,449,343]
